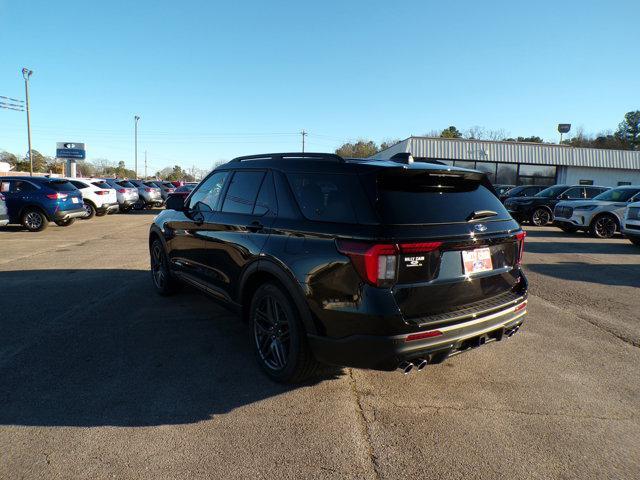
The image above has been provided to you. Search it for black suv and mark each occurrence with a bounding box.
[504,184,609,226]
[499,185,546,203]
[149,153,528,382]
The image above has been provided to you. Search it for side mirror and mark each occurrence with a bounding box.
[166,194,187,211]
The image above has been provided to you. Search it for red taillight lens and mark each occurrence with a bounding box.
[515,231,526,265]
[405,330,443,342]
[336,241,397,287]
[95,190,108,195]
[117,188,126,193]
[399,242,442,253]
[46,193,68,200]
[144,187,152,192]
[514,301,527,313]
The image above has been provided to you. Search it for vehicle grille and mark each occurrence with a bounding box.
[555,206,573,218]
[408,290,525,329]
[628,207,640,221]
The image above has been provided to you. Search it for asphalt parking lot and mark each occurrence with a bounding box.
[1,213,639,480]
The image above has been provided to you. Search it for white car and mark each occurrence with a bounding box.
[66,178,119,219]
[622,201,640,247]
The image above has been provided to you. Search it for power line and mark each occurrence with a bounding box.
[0,95,24,103]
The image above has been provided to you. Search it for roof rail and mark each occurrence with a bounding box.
[230,152,345,163]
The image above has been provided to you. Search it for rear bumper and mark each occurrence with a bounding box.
[97,202,119,214]
[308,300,527,371]
[53,207,87,221]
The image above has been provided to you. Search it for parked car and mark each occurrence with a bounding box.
[149,152,528,383]
[128,179,163,209]
[144,180,176,201]
[493,184,515,197]
[170,180,184,188]
[505,184,609,226]
[0,190,8,227]
[166,183,197,202]
[66,178,119,219]
[499,185,546,203]
[0,176,85,231]
[554,186,640,238]
[101,178,139,213]
[622,201,640,246]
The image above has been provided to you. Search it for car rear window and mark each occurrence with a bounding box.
[287,173,376,224]
[371,170,510,224]
[48,180,78,192]
[116,181,136,188]
[92,181,112,189]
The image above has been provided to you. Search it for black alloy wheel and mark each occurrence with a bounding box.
[591,215,617,239]
[150,239,180,295]
[253,294,291,371]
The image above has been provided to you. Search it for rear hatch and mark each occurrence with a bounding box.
[48,180,84,210]
[355,166,525,326]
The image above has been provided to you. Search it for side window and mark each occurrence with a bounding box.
[585,188,602,199]
[522,187,537,196]
[562,187,583,199]
[188,171,229,212]
[13,181,36,193]
[253,172,277,216]
[0,181,9,193]
[221,171,266,214]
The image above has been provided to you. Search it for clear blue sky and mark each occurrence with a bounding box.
[0,0,638,173]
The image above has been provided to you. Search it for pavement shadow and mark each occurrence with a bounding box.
[0,269,342,428]
[525,262,640,288]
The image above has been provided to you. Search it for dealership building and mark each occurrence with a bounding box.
[372,137,640,187]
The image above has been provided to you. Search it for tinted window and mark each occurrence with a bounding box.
[287,173,369,224]
[522,187,540,196]
[253,172,277,216]
[92,181,112,189]
[12,181,37,193]
[593,188,640,202]
[221,171,265,214]
[48,180,77,192]
[374,172,510,224]
[585,187,606,199]
[189,171,229,211]
[175,185,195,193]
[562,187,584,199]
[536,186,568,198]
[116,180,136,188]
[70,180,88,189]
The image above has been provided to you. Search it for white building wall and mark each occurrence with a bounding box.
[563,166,640,187]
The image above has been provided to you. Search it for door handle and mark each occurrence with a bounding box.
[247,220,264,232]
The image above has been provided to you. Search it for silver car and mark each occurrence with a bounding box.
[622,201,640,247]
[101,178,140,213]
[128,179,163,209]
[554,186,640,238]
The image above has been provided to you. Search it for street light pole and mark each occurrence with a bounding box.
[22,68,33,176]
[134,115,140,179]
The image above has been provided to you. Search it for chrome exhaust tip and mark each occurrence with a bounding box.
[398,361,413,374]
[413,358,428,371]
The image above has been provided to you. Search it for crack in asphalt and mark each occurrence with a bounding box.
[348,369,381,480]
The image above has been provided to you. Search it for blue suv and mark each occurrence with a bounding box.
[0,176,86,231]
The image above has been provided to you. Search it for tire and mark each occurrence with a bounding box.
[531,208,552,226]
[133,201,145,211]
[250,282,321,384]
[21,209,48,232]
[590,214,618,239]
[54,218,76,227]
[560,226,578,233]
[150,238,181,295]
[95,211,107,217]
[120,205,132,213]
[82,201,96,220]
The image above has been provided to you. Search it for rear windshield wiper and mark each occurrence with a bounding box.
[466,210,498,222]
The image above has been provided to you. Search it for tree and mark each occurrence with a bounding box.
[0,151,18,166]
[615,110,640,150]
[464,126,508,141]
[335,140,379,158]
[440,126,462,138]
[379,138,401,151]
[504,136,543,143]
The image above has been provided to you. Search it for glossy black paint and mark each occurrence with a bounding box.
[150,154,529,370]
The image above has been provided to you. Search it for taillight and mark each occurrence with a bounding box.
[399,242,442,253]
[515,231,526,265]
[96,190,109,195]
[144,187,152,192]
[336,241,397,287]
[405,330,443,342]
[46,193,68,200]
[118,188,126,193]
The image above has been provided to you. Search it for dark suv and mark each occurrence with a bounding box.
[504,184,609,226]
[149,153,528,382]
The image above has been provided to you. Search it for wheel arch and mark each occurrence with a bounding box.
[238,259,318,335]
[590,211,620,231]
[19,204,50,221]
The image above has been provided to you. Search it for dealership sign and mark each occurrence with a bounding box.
[56,142,86,159]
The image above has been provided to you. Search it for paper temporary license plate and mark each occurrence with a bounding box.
[71,197,79,204]
[462,247,493,275]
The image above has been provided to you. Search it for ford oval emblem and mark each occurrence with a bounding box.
[474,224,487,232]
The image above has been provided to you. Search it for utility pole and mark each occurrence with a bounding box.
[22,68,33,176]
[301,130,307,153]
[144,150,147,179]
[134,115,140,178]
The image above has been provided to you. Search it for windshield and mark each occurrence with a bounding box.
[593,188,640,202]
[535,186,567,198]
